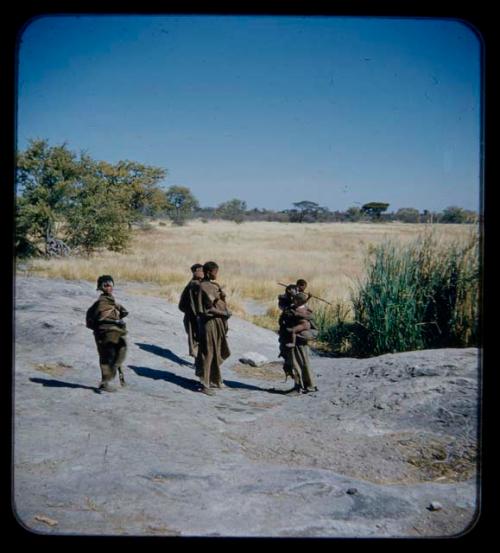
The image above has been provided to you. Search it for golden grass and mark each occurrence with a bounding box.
[20,220,476,326]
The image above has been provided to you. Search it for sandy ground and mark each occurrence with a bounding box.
[13,276,480,538]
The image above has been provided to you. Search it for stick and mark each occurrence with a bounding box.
[277,282,333,305]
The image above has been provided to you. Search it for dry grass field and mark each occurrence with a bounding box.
[18,220,476,328]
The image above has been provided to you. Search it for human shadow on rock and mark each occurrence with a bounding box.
[223,379,274,392]
[129,365,275,394]
[135,343,194,367]
[30,377,101,393]
[129,365,200,392]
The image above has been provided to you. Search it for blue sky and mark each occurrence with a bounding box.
[17,15,482,212]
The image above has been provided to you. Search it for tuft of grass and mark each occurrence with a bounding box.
[403,438,477,482]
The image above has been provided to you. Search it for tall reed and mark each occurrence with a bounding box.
[320,229,480,357]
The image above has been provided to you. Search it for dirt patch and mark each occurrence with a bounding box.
[232,361,285,382]
[33,362,73,376]
[396,434,477,482]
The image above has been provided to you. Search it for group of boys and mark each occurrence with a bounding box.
[86,263,231,395]
[85,269,317,395]
[178,261,231,396]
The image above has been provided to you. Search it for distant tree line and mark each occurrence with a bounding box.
[15,139,479,258]
[195,201,478,225]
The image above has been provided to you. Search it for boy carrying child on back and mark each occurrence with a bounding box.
[283,292,317,347]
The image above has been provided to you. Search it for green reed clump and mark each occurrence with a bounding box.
[320,230,479,357]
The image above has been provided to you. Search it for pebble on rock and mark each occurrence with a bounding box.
[239,352,269,367]
[428,501,443,511]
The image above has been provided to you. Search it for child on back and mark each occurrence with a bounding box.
[284,292,315,348]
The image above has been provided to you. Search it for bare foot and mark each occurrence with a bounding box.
[99,382,117,393]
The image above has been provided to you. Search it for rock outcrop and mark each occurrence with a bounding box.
[13,276,480,537]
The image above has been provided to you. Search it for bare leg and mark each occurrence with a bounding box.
[285,320,310,347]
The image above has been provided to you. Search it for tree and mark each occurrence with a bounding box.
[287,200,330,223]
[15,198,42,257]
[361,202,390,221]
[395,207,420,223]
[16,139,170,256]
[109,161,168,222]
[165,186,199,225]
[463,210,479,224]
[16,139,80,253]
[345,206,363,222]
[293,200,318,222]
[63,156,131,253]
[441,206,466,224]
[64,156,169,251]
[314,206,332,222]
[215,198,247,223]
[89,160,169,228]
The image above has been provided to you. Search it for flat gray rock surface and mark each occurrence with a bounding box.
[13,276,481,538]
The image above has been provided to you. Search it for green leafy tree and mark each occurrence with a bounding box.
[166,185,199,225]
[16,139,170,256]
[106,161,169,223]
[16,139,79,253]
[215,198,247,223]
[64,156,168,252]
[361,202,390,221]
[63,155,131,253]
[441,206,475,224]
[15,198,43,257]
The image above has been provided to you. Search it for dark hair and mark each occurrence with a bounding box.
[97,274,114,290]
[296,279,307,287]
[190,263,203,272]
[203,261,219,273]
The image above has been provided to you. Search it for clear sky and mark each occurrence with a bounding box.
[17,15,482,212]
